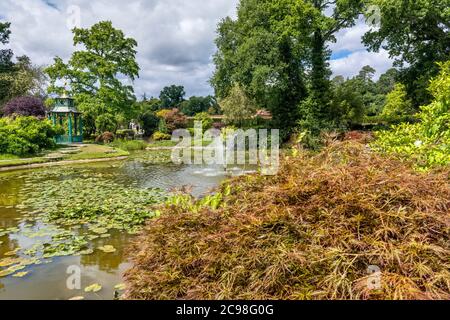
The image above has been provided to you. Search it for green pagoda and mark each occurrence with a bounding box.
[48,93,83,144]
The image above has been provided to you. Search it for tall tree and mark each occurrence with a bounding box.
[363,0,450,106]
[0,22,13,105]
[306,0,364,120]
[212,0,316,136]
[159,85,186,109]
[46,21,139,134]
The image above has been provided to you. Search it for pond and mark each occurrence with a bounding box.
[0,150,253,300]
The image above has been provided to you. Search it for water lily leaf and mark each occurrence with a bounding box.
[114,283,126,291]
[91,227,108,235]
[13,271,29,278]
[0,257,21,267]
[79,249,94,255]
[84,283,102,293]
[98,245,116,253]
[0,269,15,278]
[4,248,20,256]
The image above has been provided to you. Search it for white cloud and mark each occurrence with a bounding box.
[330,49,394,80]
[0,0,238,97]
[0,1,394,97]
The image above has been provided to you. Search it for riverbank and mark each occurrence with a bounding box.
[124,140,450,300]
[0,144,129,172]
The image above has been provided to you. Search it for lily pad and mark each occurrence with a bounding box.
[0,269,15,278]
[98,245,116,253]
[114,283,126,291]
[91,227,108,235]
[13,271,29,278]
[84,283,102,293]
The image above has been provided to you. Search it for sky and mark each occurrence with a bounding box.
[0,0,394,99]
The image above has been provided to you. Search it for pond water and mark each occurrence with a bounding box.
[0,151,253,300]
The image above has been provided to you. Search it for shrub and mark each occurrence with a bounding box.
[193,112,213,131]
[110,139,147,151]
[95,131,115,144]
[116,129,136,140]
[152,131,171,141]
[0,116,60,156]
[379,83,415,123]
[124,141,450,300]
[3,96,46,118]
[373,62,450,170]
[156,108,187,133]
[95,113,117,133]
[138,111,159,137]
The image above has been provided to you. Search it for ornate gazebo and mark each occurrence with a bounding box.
[48,94,83,144]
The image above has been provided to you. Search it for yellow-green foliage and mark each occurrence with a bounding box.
[373,62,450,170]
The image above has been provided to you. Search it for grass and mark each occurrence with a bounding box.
[65,144,129,161]
[124,139,450,300]
[0,157,49,168]
[0,144,129,168]
[109,139,148,151]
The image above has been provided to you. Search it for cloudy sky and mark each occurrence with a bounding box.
[0,0,393,98]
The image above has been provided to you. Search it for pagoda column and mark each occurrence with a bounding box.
[68,113,73,142]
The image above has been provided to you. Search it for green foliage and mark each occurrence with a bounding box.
[219,85,257,127]
[159,85,185,109]
[95,113,117,133]
[152,131,172,141]
[45,21,139,133]
[0,116,61,156]
[116,129,136,140]
[137,110,159,137]
[380,83,415,123]
[373,61,450,170]
[110,139,147,151]
[180,95,218,116]
[211,0,317,135]
[363,0,449,106]
[193,112,213,131]
[330,78,365,128]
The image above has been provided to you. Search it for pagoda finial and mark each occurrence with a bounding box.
[62,80,69,98]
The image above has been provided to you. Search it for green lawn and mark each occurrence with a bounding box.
[0,144,129,168]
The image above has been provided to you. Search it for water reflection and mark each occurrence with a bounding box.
[0,150,234,300]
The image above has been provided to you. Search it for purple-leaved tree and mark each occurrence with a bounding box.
[3,96,46,118]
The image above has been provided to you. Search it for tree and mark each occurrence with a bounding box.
[373,61,450,169]
[376,68,399,95]
[0,22,14,105]
[219,85,257,127]
[380,83,414,122]
[1,56,48,101]
[46,21,140,133]
[363,0,450,106]
[159,85,185,109]
[212,0,317,136]
[3,96,46,118]
[179,95,218,116]
[306,0,364,119]
[330,78,365,128]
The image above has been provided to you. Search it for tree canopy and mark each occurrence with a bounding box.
[159,85,186,109]
[363,0,450,106]
[46,21,140,134]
